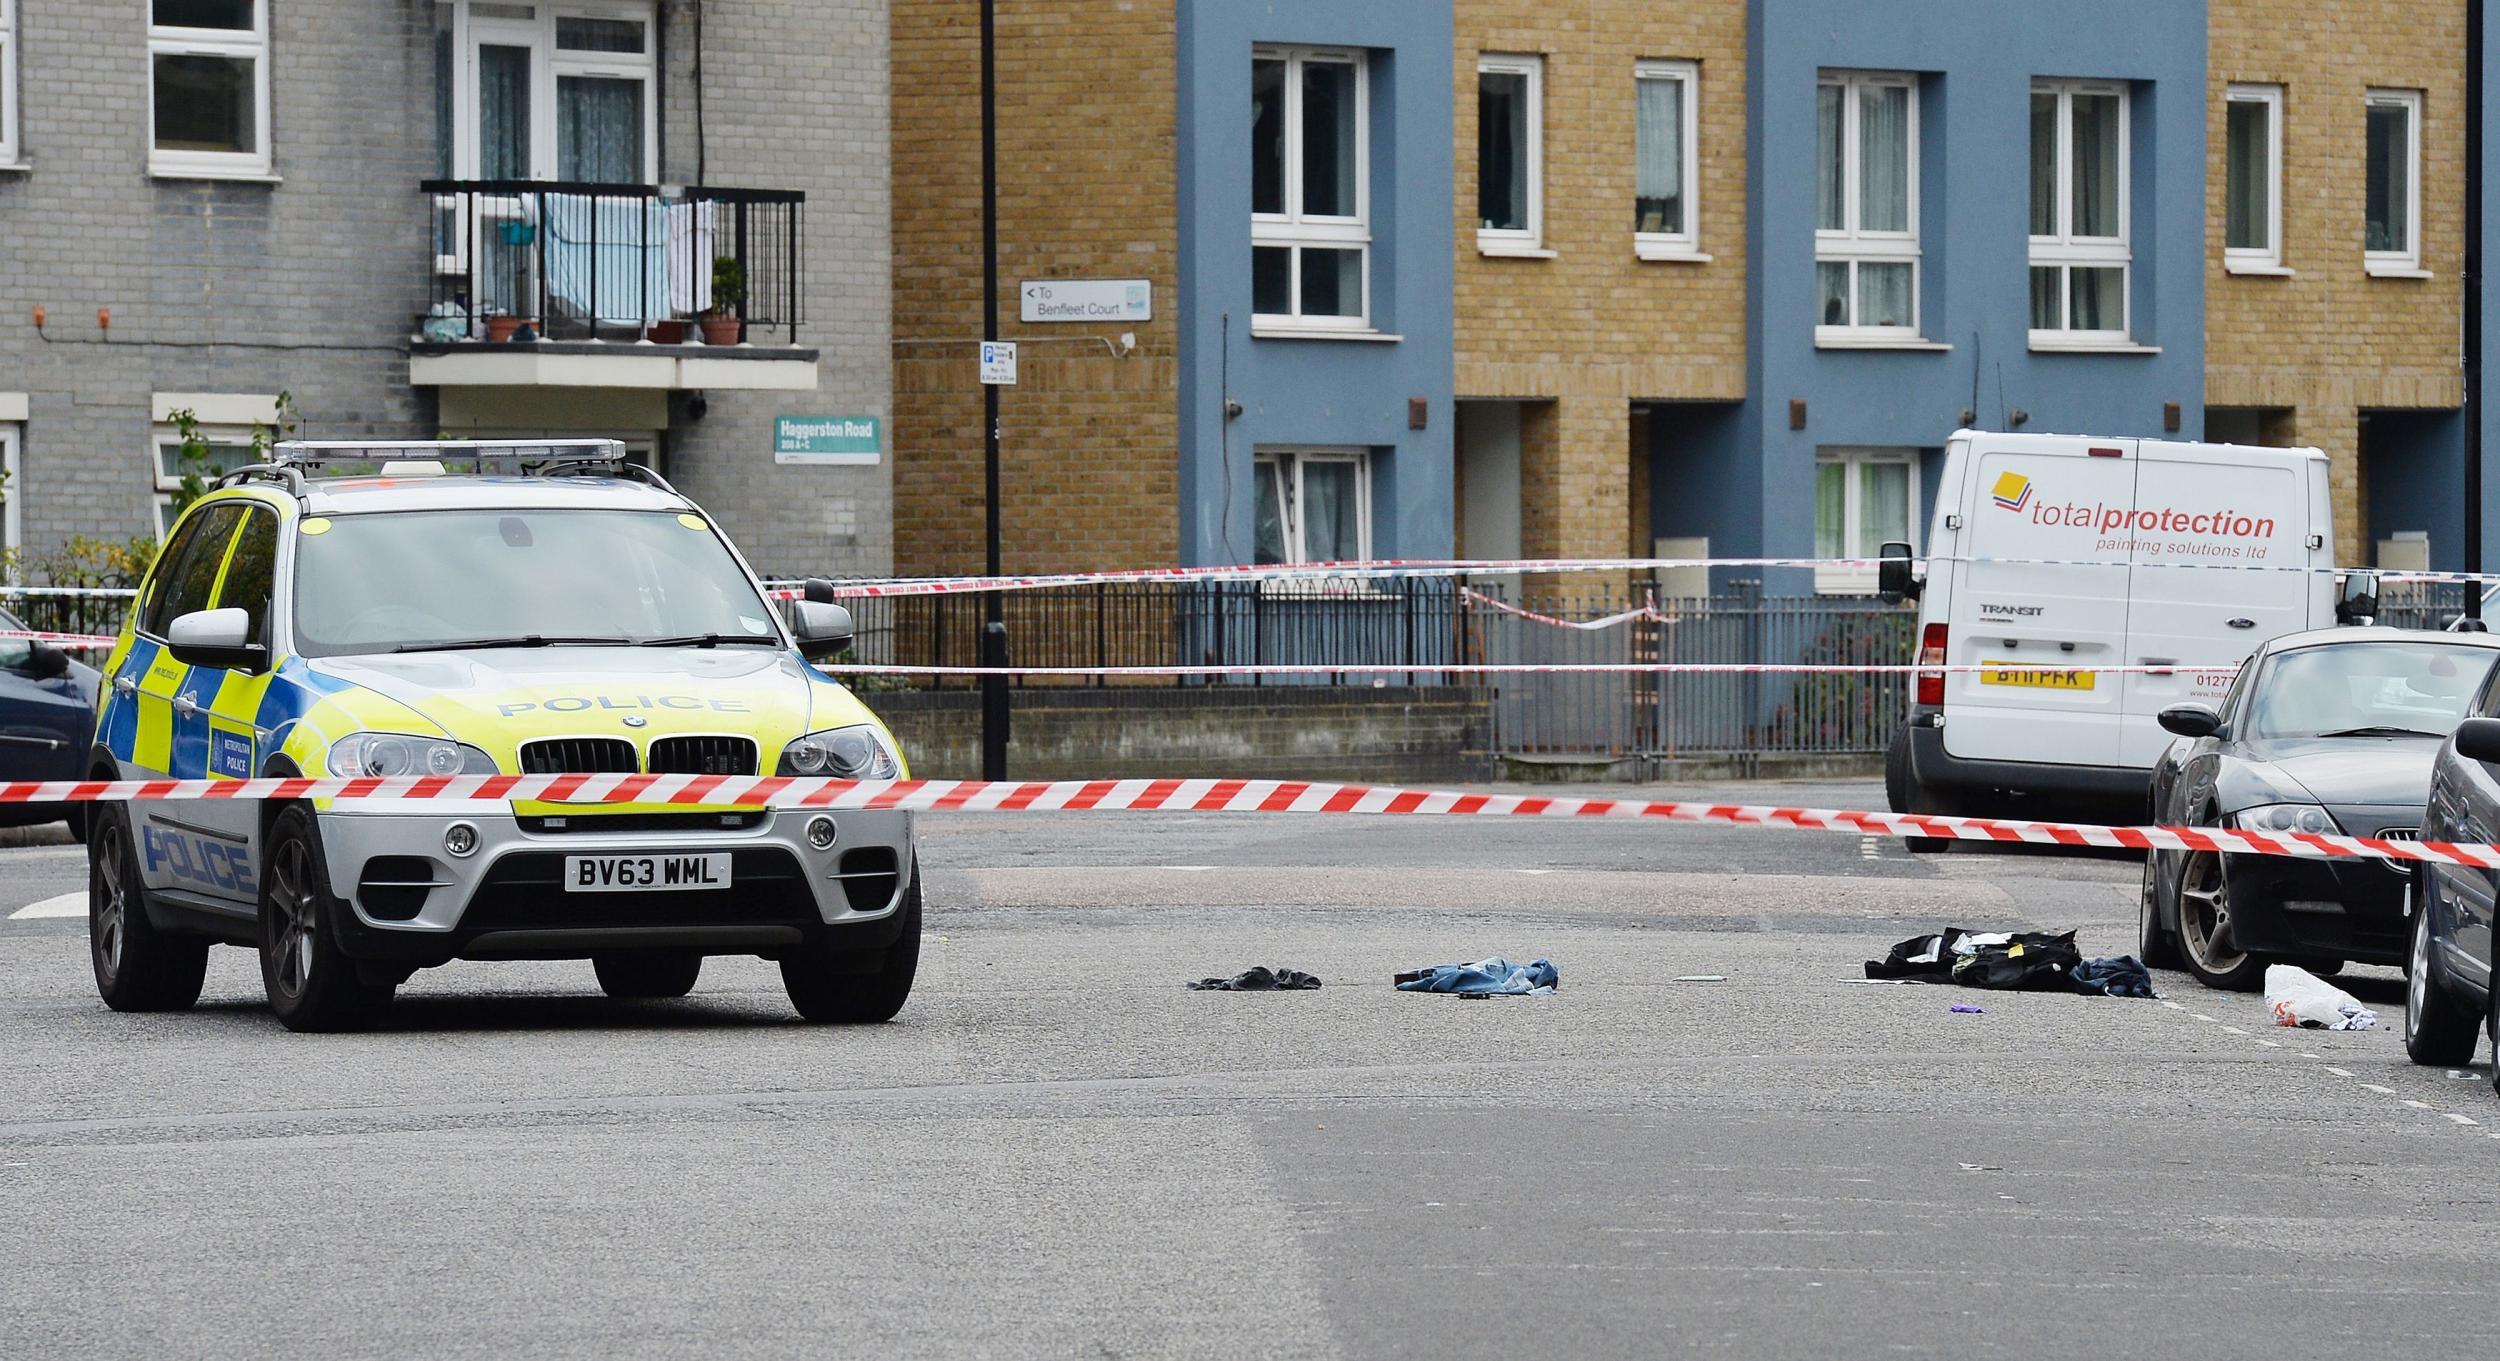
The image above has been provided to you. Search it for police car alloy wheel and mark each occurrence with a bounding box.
[258,804,393,1033]
[782,868,921,1023]
[87,801,208,1013]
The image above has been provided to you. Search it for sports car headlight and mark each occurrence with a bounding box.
[329,732,498,778]
[2231,803,2340,836]
[777,725,901,779]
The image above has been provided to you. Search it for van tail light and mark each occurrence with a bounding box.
[1916,624,1949,707]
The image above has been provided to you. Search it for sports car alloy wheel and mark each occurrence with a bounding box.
[2176,849,2268,990]
[266,838,317,1001]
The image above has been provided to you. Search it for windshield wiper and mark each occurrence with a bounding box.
[390,635,634,654]
[2314,725,2448,739]
[637,633,782,648]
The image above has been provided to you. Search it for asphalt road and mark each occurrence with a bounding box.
[1,780,2493,1359]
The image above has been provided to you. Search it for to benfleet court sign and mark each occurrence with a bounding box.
[1020,279,1152,323]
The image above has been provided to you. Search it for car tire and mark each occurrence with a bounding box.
[63,804,89,846]
[593,951,703,1000]
[259,804,392,1033]
[2172,847,2271,991]
[2136,851,2186,971]
[782,872,921,1024]
[1888,731,1955,855]
[2405,878,2479,1066]
[88,802,208,1013]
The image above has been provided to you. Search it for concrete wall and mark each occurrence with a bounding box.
[874,686,1494,782]
[1176,0,1457,565]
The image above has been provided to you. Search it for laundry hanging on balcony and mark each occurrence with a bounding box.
[666,199,716,316]
[542,193,672,327]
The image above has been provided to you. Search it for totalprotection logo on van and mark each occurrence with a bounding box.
[1990,472,2034,513]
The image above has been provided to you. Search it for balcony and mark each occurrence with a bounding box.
[410,180,817,392]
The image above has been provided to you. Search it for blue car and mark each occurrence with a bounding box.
[0,606,101,837]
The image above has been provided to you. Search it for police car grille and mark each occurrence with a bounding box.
[519,738,640,774]
[648,735,758,777]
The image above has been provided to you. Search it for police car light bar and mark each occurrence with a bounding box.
[270,439,629,467]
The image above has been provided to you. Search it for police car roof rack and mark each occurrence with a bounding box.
[216,440,677,494]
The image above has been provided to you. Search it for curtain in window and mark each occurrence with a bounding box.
[2069,93,2119,237]
[2225,101,2267,249]
[1634,76,1683,234]
[1300,462,1361,562]
[1815,85,1843,231]
[1254,463,1287,565]
[559,75,643,182]
[478,44,530,180]
[2069,267,2123,331]
[2028,93,2057,237]
[1860,462,1910,552]
[1814,462,1846,559]
[1478,72,1527,231]
[1858,83,1909,232]
[1857,261,1912,329]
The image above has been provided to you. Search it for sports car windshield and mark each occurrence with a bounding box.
[2246,642,2497,741]
[293,509,781,658]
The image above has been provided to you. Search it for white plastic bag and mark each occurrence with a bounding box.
[2264,964,2379,1031]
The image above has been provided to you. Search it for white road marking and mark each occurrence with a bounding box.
[2363,1084,2400,1095]
[2192,1014,2217,1023]
[2325,1066,2355,1077]
[2255,1039,2282,1048]
[6,892,83,921]
[2444,1113,2480,1126]
[2219,1026,2246,1035]
[2158,1000,2186,1010]
[2402,1098,2433,1109]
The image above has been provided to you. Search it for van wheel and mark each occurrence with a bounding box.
[594,951,702,999]
[783,875,921,1024]
[2405,882,2478,1066]
[1887,734,1957,854]
[2137,851,2186,970]
[88,802,208,1012]
[2173,849,2270,991]
[260,805,393,1033]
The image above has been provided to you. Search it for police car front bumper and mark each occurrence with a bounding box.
[314,805,915,965]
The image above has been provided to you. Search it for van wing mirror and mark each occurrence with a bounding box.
[165,607,266,672]
[1877,542,1921,606]
[791,600,855,661]
[2156,704,2222,740]
[2336,571,2380,626]
[2455,717,2500,765]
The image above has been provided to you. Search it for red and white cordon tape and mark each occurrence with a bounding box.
[0,771,2474,868]
[814,661,2240,677]
[1,629,117,649]
[1460,587,1675,631]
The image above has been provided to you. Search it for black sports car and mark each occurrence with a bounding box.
[0,607,100,836]
[2141,628,2500,991]
[2405,690,2500,1079]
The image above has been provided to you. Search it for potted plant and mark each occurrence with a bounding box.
[645,318,687,345]
[484,309,524,344]
[700,254,745,345]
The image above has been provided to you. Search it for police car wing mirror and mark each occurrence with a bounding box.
[803,577,840,605]
[1877,541,1920,606]
[166,607,266,672]
[2157,704,2221,740]
[791,601,855,661]
[2335,571,2380,626]
[2455,717,2500,765]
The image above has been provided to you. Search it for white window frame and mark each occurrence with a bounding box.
[1814,70,1921,341]
[2223,83,2284,273]
[1633,60,1701,261]
[2364,87,2424,276]
[442,0,660,184]
[1813,448,1920,595]
[148,422,260,538]
[1251,45,1373,333]
[2028,78,2133,345]
[1255,448,1374,565]
[1475,52,1544,255]
[0,0,19,167]
[147,0,274,179]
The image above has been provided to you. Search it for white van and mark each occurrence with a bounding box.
[1881,430,2337,824]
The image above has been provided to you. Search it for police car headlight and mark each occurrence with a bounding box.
[2231,803,2340,836]
[331,732,498,778]
[777,725,900,779]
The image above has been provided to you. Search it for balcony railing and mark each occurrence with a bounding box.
[417,180,804,346]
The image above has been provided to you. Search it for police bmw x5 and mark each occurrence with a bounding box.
[85,440,920,1032]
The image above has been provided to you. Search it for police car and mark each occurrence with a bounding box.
[85,440,920,1032]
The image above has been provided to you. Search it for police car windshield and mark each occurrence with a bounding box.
[292,509,782,658]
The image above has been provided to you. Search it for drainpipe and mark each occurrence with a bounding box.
[2468,0,2485,612]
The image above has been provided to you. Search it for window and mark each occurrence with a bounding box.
[2224,84,2283,271]
[0,424,17,562]
[2029,79,2132,342]
[441,2,658,183]
[142,503,244,638]
[148,0,272,178]
[1813,449,1917,593]
[0,0,18,166]
[1477,54,1543,253]
[2365,88,2422,273]
[216,507,279,646]
[151,424,262,537]
[1815,71,1919,338]
[1252,46,1371,330]
[1254,450,1372,565]
[1634,61,1700,258]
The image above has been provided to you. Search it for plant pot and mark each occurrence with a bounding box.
[485,315,525,343]
[698,314,743,346]
[645,320,687,345]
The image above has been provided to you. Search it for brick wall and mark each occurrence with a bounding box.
[2205,0,2466,565]
[889,0,1181,579]
[1453,0,1749,561]
[873,686,1495,782]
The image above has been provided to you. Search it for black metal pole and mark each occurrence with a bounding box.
[979,0,1010,777]
[2468,0,2486,615]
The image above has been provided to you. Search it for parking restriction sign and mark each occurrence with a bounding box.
[978,341,1018,386]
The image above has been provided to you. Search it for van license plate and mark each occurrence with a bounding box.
[1978,662,2094,691]
[565,853,732,892]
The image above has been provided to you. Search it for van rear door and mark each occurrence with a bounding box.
[1941,437,2137,768]
[2116,444,2317,767]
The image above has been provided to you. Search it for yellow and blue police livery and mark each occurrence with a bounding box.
[86,439,920,1032]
